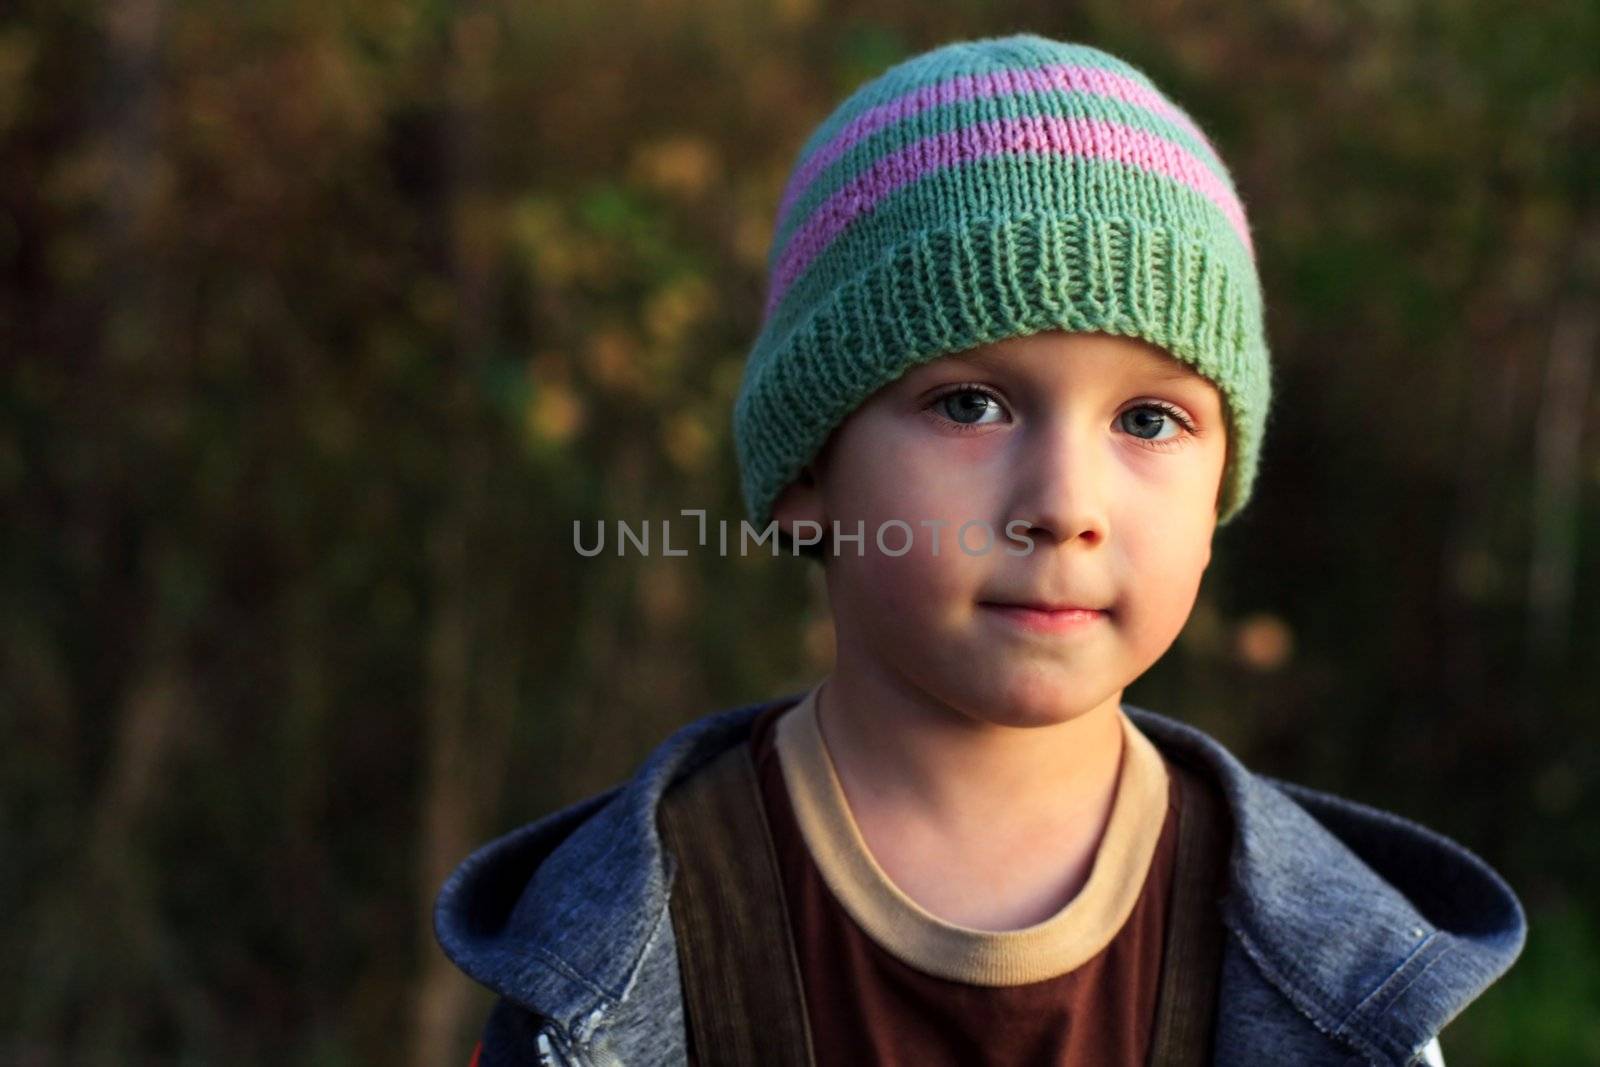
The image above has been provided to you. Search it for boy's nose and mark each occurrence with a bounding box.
[1003,426,1109,548]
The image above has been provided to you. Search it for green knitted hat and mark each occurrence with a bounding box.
[732,32,1271,529]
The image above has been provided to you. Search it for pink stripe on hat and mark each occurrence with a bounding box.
[773,63,1228,243]
[765,113,1253,319]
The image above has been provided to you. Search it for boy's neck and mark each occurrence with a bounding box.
[809,662,1128,927]
[814,663,1128,828]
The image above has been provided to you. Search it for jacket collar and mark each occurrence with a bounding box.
[1126,709,1526,1065]
[435,692,1526,1063]
[433,698,769,1051]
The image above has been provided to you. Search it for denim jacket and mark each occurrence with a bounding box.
[434,693,1526,1067]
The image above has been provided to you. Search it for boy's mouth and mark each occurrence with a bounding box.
[977,599,1110,634]
[982,598,1108,613]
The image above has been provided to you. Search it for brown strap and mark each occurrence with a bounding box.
[1148,759,1232,1067]
[658,737,816,1067]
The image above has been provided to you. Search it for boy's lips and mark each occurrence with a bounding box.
[977,599,1110,633]
[983,598,1108,613]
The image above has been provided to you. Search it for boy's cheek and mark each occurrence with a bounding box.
[830,540,960,616]
[833,426,992,520]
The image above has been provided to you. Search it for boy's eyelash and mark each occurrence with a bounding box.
[1138,399,1197,432]
[924,384,1198,442]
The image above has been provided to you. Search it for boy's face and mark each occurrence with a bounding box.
[772,329,1228,729]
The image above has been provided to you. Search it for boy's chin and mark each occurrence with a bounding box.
[929,670,1124,730]
[965,701,1116,731]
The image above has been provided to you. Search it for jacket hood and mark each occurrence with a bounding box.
[434,693,1526,1066]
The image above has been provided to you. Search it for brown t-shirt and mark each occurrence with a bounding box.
[686,682,1181,1065]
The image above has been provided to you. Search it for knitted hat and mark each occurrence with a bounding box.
[732,33,1271,529]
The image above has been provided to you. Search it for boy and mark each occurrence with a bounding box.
[435,33,1526,1066]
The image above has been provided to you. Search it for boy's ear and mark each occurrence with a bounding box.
[771,462,826,537]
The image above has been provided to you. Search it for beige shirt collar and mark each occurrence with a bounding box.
[773,676,1171,986]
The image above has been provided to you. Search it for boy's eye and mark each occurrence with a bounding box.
[931,386,1007,428]
[1119,402,1193,442]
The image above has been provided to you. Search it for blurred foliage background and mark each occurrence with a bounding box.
[2,0,1597,1063]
